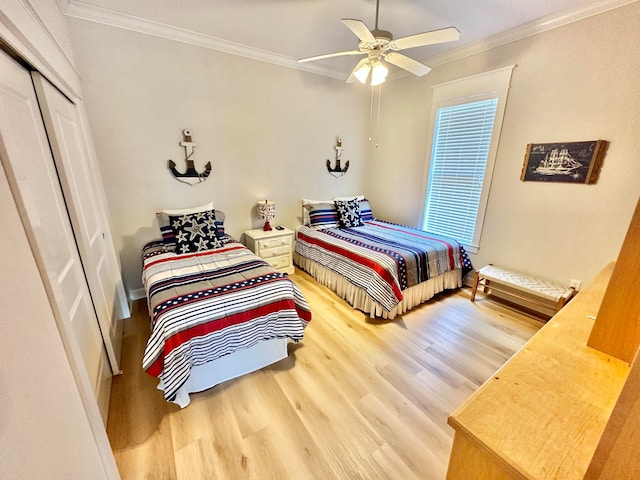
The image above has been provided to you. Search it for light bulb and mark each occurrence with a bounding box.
[354,63,371,84]
[370,62,388,86]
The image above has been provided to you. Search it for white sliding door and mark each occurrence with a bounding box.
[0,131,117,480]
[32,73,123,376]
[0,51,110,416]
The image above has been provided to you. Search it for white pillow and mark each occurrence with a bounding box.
[333,195,365,201]
[302,198,332,205]
[160,202,213,215]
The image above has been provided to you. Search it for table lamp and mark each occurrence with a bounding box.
[257,200,275,231]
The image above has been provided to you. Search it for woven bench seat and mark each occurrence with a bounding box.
[470,264,576,314]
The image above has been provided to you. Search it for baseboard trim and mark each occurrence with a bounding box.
[129,287,146,301]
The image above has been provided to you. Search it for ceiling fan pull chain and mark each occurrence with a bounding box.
[375,85,382,148]
[368,85,382,148]
[369,86,374,126]
[377,85,382,123]
[368,86,375,143]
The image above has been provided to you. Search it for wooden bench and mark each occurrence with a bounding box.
[470,264,576,314]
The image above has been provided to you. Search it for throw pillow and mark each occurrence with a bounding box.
[305,203,340,229]
[169,210,223,254]
[158,208,225,250]
[334,199,363,228]
[359,199,374,222]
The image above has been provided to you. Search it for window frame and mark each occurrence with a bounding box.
[421,66,515,254]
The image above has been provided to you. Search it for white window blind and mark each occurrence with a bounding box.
[424,98,498,245]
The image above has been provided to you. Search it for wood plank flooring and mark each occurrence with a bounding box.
[107,268,542,480]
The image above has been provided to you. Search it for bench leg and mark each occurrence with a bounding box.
[555,295,568,313]
[470,272,481,302]
[483,263,493,294]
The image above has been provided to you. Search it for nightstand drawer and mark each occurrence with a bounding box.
[260,244,291,259]
[258,236,292,250]
[266,254,292,270]
[244,227,295,275]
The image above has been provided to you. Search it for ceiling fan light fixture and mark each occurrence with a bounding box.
[354,63,372,84]
[299,0,458,84]
[370,61,388,86]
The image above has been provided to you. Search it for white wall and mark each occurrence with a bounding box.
[67,19,370,294]
[69,3,640,293]
[369,2,640,287]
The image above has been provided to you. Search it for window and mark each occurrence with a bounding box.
[422,66,514,253]
[424,98,498,245]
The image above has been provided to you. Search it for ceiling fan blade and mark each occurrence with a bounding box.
[346,58,370,84]
[298,50,363,63]
[341,19,375,43]
[384,52,431,76]
[391,27,460,51]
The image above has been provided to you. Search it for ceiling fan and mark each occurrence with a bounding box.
[298,0,460,86]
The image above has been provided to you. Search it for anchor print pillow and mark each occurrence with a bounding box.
[168,210,223,254]
[334,199,363,228]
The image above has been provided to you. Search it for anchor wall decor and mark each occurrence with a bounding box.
[326,137,349,177]
[168,129,211,186]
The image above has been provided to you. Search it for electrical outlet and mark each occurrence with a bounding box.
[570,279,582,290]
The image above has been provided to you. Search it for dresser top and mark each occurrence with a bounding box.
[244,227,294,240]
[448,263,629,480]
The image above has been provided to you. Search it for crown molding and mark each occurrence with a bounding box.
[425,0,638,69]
[65,0,637,82]
[64,1,346,80]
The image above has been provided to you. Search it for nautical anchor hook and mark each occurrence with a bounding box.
[326,137,349,177]
[168,129,212,186]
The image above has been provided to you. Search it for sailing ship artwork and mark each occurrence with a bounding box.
[521,140,608,184]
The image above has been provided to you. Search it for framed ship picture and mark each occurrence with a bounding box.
[520,140,608,184]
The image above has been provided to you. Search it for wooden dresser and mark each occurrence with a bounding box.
[446,197,640,479]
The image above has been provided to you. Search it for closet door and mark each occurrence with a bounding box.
[0,151,116,480]
[32,73,122,375]
[0,52,106,405]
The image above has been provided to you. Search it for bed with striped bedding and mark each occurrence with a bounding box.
[142,238,311,405]
[294,220,471,319]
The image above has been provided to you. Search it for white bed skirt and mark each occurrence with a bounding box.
[157,337,288,408]
[294,252,462,319]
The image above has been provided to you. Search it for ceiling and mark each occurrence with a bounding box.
[64,0,633,81]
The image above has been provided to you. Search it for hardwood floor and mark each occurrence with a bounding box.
[107,268,542,480]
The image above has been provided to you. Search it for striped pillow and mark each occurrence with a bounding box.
[359,199,374,222]
[304,203,339,229]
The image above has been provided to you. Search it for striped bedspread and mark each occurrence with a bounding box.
[295,221,470,311]
[142,239,311,402]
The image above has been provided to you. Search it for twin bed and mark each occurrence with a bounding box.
[142,199,469,406]
[294,198,471,319]
[142,205,311,407]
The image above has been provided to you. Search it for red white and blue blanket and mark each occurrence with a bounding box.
[295,221,471,311]
[142,238,311,402]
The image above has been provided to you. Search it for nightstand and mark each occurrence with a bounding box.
[244,227,295,275]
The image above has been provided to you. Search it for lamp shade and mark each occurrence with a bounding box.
[353,58,388,86]
[370,61,388,86]
[257,200,276,231]
[354,62,372,84]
